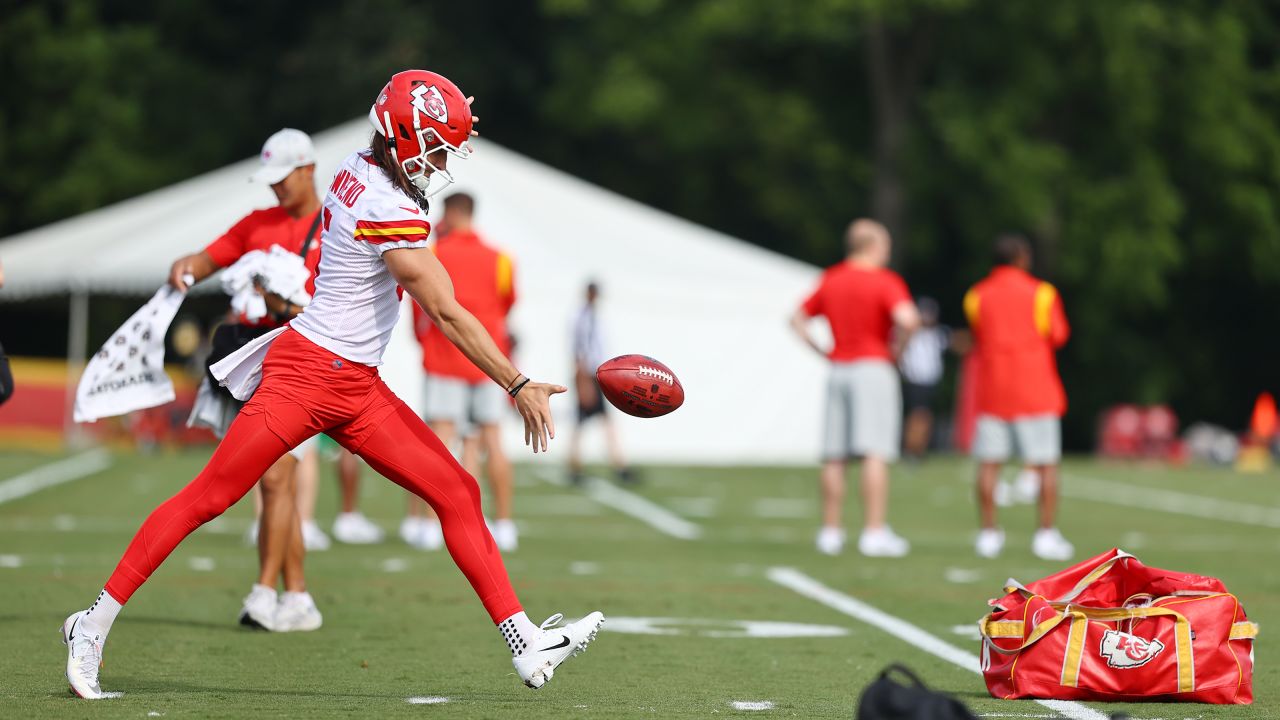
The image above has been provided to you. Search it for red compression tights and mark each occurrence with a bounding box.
[103,399,521,623]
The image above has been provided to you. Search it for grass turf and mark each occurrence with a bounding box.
[0,448,1275,718]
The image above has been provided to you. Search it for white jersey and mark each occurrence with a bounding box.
[291,150,431,365]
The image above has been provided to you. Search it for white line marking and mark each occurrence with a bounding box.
[731,700,774,711]
[753,497,812,519]
[405,696,449,704]
[1063,473,1280,528]
[380,558,409,573]
[944,567,982,584]
[569,561,599,575]
[582,476,702,540]
[951,624,982,640]
[0,555,20,568]
[767,567,1109,720]
[0,449,112,505]
[531,468,702,539]
[666,496,718,518]
[188,557,215,572]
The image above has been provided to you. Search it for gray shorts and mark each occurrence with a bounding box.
[823,360,901,462]
[973,414,1061,464]
[423,372,507,430]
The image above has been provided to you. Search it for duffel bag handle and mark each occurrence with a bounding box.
[1004,551,1135,603]
[981,603,1194,693]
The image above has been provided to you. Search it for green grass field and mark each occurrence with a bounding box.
[0,448,1275,718]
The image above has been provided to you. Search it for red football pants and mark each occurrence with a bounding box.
[104,328,522,622]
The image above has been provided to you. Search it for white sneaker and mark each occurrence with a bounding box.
[61,611,109,699]
[238,584,278,631]
[302,520,331,551]
[418,519,444,551]
[492,519,518,552]
[975,528,1006,558]
[399,517,422,546]
[1014,469,1040,504]
[994,481,1014,507]
[815,527,845,556]
[332,512,384,544]
[512,612,605,689]
[275,592,323,632]
[1032,528,1074,561]
[858,526,910,557]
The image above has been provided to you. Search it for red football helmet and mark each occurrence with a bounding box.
[368,70,473,199]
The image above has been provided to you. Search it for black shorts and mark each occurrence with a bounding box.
[577,380,607,422]
[902,380,937,412]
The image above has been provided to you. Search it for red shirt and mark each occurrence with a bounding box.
[413,230,515,383]
[964,266,1070,419]
[204,206,323,326]
[801,262,912,362]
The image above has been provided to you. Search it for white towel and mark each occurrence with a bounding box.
[210,326,288,401]
[186,376,243,438]
[220,247,311,323]
[73,285,186,423]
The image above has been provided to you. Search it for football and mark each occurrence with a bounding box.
[595,354,685,418]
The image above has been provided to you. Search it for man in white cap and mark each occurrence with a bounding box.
[167,128,378,632]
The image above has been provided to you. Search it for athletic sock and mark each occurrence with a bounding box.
[497,611,540,656]
[82,589,123,637]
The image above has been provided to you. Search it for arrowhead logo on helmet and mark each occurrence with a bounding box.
[411,85,448,124]
[1099,629,1165,669]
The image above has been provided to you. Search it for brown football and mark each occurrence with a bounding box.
[595,354,685,418]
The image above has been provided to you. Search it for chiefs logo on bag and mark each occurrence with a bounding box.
[1099,630,1164,669]
[979,549,1258,704]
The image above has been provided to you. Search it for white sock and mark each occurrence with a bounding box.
[498,611,540,656]
[82,589,123,637]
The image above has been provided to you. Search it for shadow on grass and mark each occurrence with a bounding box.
[120,614,250,633]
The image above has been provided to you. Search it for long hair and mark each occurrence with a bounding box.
[370,133,429,211]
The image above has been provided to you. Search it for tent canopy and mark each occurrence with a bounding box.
[0,119,833,463]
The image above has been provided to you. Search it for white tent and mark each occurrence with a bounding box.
[0,119,830,464]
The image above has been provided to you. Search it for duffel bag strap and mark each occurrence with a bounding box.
[1231,621,1259,640]
[979,608,1085,655]
[1064,606,1194,693]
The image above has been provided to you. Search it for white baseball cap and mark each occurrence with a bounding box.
[250,128,316,184]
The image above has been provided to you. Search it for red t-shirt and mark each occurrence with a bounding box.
[801,262,912,362]
[413,230,515,383]
[203,206,323,326]
[963,266,1070,419]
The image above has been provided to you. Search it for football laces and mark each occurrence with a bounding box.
[636,365,674,386]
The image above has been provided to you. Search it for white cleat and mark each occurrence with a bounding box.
[399,517,422,547]
[975,528,1006,559]
[238,584,279,631]
[332,512,385,544]
[492,519,518,552]
[512,612,604,690]
[418,519,444,551]
[1032,527,1074,562]
[302,520,332,551]
[274,592,323,632]
[858,526,910,558]
[61,611,110,699]
[814,527,845,556]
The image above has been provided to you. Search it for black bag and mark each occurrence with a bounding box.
[856,665,977,720]
[204,323,269,399]
[0,340,13,407]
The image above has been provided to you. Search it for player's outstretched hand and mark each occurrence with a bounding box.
[465,95,480,137]
[168,258,192,291]
[515,381,567,453]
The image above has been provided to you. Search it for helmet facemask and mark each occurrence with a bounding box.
[380,109,472,201]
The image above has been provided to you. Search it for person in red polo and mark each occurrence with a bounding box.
[408,192,519,551]
[964,233,1073,561]
[167,129,328,632]
[791,219,920,557]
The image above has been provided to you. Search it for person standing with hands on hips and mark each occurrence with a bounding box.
[791,219,919,558]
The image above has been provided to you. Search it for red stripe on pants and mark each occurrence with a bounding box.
[104,329,522,623]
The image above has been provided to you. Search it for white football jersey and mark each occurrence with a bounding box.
[291,150,431,365]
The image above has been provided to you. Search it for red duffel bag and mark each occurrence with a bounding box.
[979,548,1257,704]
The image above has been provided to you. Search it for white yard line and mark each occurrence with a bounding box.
[0,449,112,505]
[1063,473,1280,528]
[531,467,702,540]
[766,567,1110,720]
[583,477,702,540]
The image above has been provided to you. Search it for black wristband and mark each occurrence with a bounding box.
[508,377,531,398]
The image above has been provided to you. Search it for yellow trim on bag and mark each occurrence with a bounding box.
[1231,622,1259,640]
[1060,613,1087,687]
